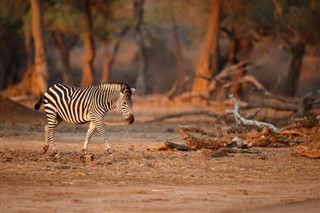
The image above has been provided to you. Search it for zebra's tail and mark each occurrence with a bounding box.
[34,95,44,110]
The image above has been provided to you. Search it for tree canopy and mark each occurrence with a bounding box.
[1,0,319,97]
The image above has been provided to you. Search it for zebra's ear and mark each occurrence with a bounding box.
[121,84,129,94]
[131,88,136,94]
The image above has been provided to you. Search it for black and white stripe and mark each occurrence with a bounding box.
[34,83,135,156]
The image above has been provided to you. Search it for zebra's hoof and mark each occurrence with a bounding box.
[107,149,114,156]
[50,151,60,158]
[80,154,95,162]
[54,152,61,158]
[42,146,49,154]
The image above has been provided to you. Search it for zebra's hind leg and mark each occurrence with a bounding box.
[43,124,49,154]
[44,117,62,157]
[82,122,96,155]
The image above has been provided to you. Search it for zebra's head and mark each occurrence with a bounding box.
[116,84,136,124]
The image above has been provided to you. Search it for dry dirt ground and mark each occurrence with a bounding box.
[0,96,319,213]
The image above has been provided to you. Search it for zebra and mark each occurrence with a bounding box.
[34,82,136,157]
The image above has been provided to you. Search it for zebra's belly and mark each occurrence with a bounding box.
[57,109,91,124]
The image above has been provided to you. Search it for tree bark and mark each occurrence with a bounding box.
[192,0,222,93]
[227,37,239,65]
[80,0,95,87]
[285,41,305,96]
[53,32,77,85]
[229,38,253,98]
[134,0,148,95]
[24,30,33,68]
[30,0,48,95]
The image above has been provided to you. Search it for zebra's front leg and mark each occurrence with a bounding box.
[82,122,96,155]
[94,119,113,155]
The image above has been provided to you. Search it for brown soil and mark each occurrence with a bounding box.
[1,96,319,213]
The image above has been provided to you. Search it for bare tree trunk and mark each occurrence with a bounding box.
[229,38,253,98]
[100,42,111,83]
[2,0,48,96]
[30,0,48,95]
[192,0,222,93]
[134,0,148,95]
[81,0,95,87]
[285,41,305,96]
[53,32,77,85]
[100,26,130,83]
[167,8,187,99]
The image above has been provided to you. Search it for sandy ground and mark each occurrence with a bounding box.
[0,98,320,212]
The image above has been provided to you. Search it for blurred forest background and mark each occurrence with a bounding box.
[0,0,319,99]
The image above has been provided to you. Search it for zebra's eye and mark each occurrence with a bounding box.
[123,101,127,105]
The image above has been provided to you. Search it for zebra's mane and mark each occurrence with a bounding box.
[99,82,132,96]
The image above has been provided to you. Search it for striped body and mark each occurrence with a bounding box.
[35,83,135,156]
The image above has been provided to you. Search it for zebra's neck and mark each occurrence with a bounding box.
[99,83,122,110]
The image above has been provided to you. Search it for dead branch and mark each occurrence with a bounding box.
[227,94,278,131]
[242,90,320,117]
[166,77,189,99]
[177,127,226,150]
[174,59,267,102]
[292,89,320,119]
[244,108,261,119]
[144,110,221,123]
[248,127,300,147]
[249,91,299,105]
[223,75,271,96]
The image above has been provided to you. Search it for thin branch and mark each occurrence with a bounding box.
[223,75,271,95]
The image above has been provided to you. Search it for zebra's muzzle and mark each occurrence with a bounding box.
[126,114,134,124]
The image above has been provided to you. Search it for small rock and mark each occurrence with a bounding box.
[76,172,86,176]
